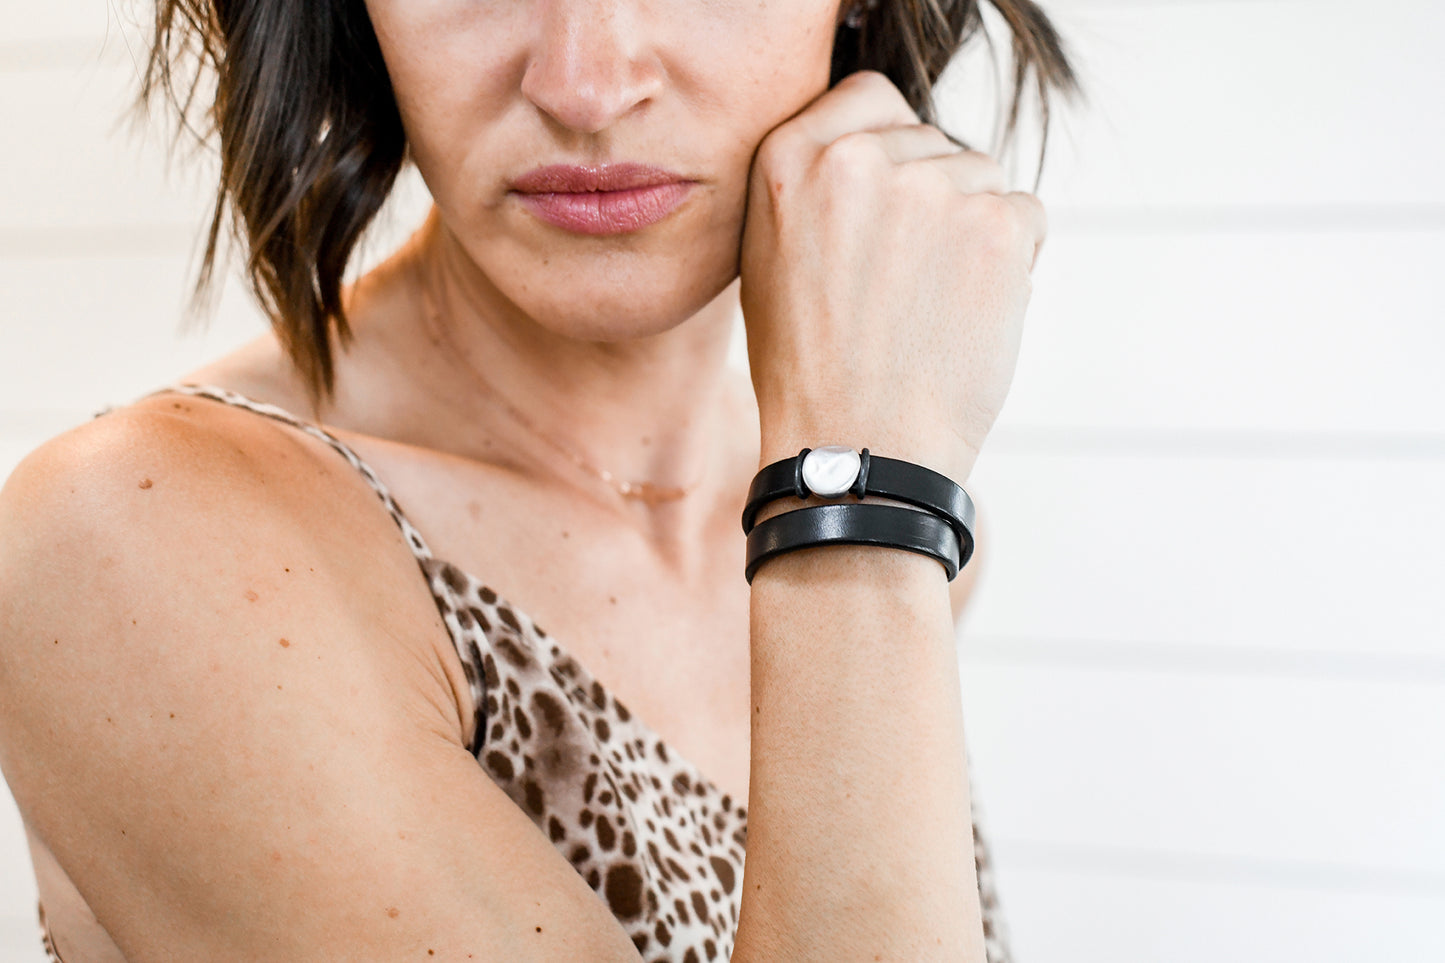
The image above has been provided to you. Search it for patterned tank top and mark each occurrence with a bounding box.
[38,383,1014,963]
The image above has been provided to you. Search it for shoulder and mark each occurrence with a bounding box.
[0,392,469,785]
[0,387,429,561]
[0,394,377,616]
[3,390,322,527]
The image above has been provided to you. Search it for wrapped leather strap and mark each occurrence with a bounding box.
[743,448,976,569]
[745,502,961,584]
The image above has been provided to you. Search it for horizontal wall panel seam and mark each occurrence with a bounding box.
[985,426,1445,460]
[995,838,1445,895]
[959,635,1445,683]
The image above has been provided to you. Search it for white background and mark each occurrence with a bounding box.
[2,0,1443,960]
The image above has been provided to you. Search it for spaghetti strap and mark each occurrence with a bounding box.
[149,384,437,565]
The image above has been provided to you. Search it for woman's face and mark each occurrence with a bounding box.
[364,0,846,341]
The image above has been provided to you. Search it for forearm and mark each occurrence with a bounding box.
[732,482,985,961]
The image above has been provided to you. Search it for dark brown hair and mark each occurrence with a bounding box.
[141,0,1078,399]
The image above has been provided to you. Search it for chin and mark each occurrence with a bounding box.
[504,245,741,344]
[530,281,733,343]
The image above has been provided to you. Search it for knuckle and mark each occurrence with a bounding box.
[841,69,916,114]
[896,158,951,197]
[846,69,895,94]
[965,150,1005,181]
[815,130,888,184]
[960,192,1016,240]
[754,126,806,175]
[1019,191,1049,237]
[911,122,960,152]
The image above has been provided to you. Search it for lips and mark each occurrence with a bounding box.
[510,163,696,235]
[511,163,687,194]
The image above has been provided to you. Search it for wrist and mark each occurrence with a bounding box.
[743,442,977,584]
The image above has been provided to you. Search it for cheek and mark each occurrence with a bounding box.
[680,0,842,117]
[365,6,523,172]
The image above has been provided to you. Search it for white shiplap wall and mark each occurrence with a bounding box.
[1,2,1441,962]
[945,2,1445,962]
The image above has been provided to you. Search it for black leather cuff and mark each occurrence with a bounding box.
[744,502,961,584]
[743,448,975,569]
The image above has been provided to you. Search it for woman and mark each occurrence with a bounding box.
[0,0,1074,959]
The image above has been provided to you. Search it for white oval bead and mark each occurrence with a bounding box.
[801,445,861,497]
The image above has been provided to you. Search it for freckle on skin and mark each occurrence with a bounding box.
[245,590,259,602]
[609,596,617,605]
[279,638,290,648]
[138,478,153,490]
[387,908,400,919]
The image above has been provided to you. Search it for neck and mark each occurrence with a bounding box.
[341,207,753,559]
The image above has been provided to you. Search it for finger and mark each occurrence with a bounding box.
[1001,191,1049,269]
[904,147,1008,195]
[794,70,921,145]
[868,124,968,165]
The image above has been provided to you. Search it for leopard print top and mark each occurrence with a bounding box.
[39,383,1014,963]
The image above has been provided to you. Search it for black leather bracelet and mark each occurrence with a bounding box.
[742,446,975,569]
[744,502,961,584]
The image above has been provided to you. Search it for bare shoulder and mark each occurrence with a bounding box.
[0,395,644,960]
[0,392,468,787]
[0,391,465,755]
[0,393,426,652]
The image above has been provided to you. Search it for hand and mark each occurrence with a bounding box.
[739,70,1047,483]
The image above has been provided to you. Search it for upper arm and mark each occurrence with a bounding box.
[0,407,643,962]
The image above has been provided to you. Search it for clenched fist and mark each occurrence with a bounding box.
[740,70,1047,485]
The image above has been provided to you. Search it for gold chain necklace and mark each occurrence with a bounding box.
[412,259,708,506]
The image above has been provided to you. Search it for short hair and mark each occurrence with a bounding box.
[141,0,1078,400]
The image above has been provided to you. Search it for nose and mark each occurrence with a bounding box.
[520,0,664,134]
